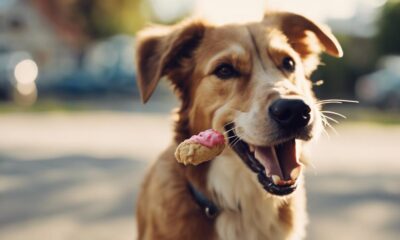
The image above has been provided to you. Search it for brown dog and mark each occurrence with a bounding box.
[135,11,342,240]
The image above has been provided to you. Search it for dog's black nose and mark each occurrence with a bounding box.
[269,99,311,129]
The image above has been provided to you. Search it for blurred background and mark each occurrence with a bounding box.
[0,0,399,239]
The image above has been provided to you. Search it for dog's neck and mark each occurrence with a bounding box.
[207,151,307,240]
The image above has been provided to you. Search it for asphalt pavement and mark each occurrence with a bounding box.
[0,108,399,240]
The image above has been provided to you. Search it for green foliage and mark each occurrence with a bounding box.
[313,35,377,98]
[73,0,148,39]
[375,0,400,56]
[312,0,400,99]
[69,0,191,39]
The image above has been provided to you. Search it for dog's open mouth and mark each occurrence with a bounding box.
[225,123,301,196]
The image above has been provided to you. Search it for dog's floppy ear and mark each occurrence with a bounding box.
[264,12,343,74]
[135,21,206,103]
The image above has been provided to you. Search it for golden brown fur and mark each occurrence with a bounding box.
[135,11,342,240]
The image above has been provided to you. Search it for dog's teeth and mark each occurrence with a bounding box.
[272,175,281,185]
[278,180,286,185]
[249,145,255,153]
[286,180,295,185]
[290,166,301,180]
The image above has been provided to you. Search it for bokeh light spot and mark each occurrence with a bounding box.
[14,59,38,84]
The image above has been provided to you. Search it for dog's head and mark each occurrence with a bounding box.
[136,12,342,196]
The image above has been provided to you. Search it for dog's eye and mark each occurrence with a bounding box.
[213,64,240,79]
[282,57,295,72]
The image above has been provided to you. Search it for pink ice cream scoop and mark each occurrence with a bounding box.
[175,129,226,165]
[188,129,225,148]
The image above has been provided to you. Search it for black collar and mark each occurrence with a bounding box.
[188,183,219,219]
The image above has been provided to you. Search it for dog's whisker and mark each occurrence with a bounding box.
[230,140,239,147]
[321,114,339,124]
[320,116,331,139]
[319,99,359,103]
[321,110,347,119]
[317,100,344,104]
[223,128,236,135]
[227,135,239,141]
[316,99,359,107]
[231,137,240,145]
[323,119,339,135]
[316,102,343,106]
[318,99,359,104]
[223,121,235,127]
[321,125,331,139]
[231,137,242,147]
[320,115,329,126]
[232,141,241,148]
[227,135,239,140]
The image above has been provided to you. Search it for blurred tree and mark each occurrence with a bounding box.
[305,0,400,99]
[33,0,152,68]
[74,0,148,39]
[313,35,377,99]
[33,0,148,43]
[376,0,400,56]
[32,0,193,70]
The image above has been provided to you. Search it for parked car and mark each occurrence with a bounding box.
[0,35,138,102]
[40,35,137,97]
[356,56,400,110]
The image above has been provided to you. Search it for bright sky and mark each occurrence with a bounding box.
[196,0,387,24]
[151,0,387,24]
[267,0,386,21]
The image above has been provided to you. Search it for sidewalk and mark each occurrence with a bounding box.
[0,112,399,240]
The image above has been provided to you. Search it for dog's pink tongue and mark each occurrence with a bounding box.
[254,139,300,181]
[254,146,281,178]
[275,139,301,180]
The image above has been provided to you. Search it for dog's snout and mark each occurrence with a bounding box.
[269,99,311,129]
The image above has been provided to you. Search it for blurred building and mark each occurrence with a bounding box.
[0,0,77,100]
[0,0,137,101]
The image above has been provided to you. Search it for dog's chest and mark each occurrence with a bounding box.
[207,154,306,240]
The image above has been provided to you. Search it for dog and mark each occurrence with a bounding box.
[134,11,342,240]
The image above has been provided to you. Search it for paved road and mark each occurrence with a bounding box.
[0,111,399,240]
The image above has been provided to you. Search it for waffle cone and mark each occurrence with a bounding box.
[175,140,225,165]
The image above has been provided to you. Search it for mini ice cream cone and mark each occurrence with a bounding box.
[175,129,225,165]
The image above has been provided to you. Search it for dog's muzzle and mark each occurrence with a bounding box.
[225,122,304,196]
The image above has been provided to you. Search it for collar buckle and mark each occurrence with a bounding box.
[188,183,219,219]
